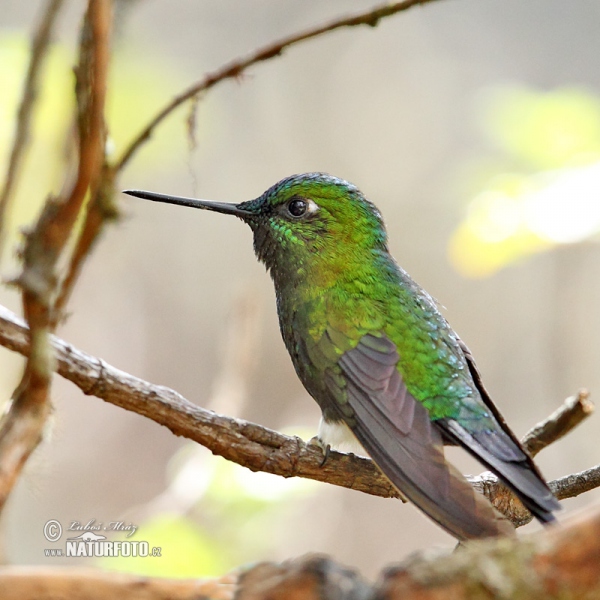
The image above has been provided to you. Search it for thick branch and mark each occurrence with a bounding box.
[377,504,600,599]
[0,305,396,499]
[2,505,600,599]
[50,1,118,325]
[113,0,442,172]
[0,304,597,527]
[0,567,236,600]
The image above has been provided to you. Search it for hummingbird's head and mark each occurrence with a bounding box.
[124,173,389,283]
[238,173,387,268]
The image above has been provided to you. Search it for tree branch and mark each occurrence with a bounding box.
[51,168,119,326]
[522,389,593,457]
[2,505,600,599]
[0,0,64,260]
[376,504,600,599]
[0,303,596,527]
[113,0,442,172]
[467,391,596,527]
[0,0,112,514]
[0,567,237,600]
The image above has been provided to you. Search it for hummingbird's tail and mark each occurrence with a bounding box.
[347,388,516,540]
[435,418,560,524]
[332,334,516,540]
[446,340,561,524]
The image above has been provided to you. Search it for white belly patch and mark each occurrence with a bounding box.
[318,418,368,457]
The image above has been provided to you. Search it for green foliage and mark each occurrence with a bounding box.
[481,87,600,170]
[99,514,228,578]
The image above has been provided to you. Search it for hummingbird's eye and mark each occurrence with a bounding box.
[287,198,307,217]
[285,196,318,219]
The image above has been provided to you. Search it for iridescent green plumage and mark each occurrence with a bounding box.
[241,175,488,422]
[124,173,560,540]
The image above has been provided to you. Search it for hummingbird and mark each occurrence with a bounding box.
[124,173,560,540]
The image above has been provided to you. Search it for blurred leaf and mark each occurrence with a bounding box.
[148,436,319,567]
[99,514,227,578]
[449,174,549,277]
[205,453,317,511]
[453,86,600,277]
[479,86,600,170]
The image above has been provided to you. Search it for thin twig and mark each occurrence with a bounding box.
[521,390,593,457]
[113,0,441,172]
[51,168,119,325]
[549,465,600,501]
[0,0,64,261]
[0,303,596,527]
[470,391,596,526]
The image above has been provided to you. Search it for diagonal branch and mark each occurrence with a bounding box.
[521,389,593,457]
[0,303,597,527]
[113,0,442,172]
[51,168,119,327]
[0,0,64,261]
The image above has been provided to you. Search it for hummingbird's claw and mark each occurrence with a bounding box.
[308,436,331,467]
[320,444,331,467]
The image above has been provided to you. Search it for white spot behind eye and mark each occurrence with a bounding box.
[305,199,319,215]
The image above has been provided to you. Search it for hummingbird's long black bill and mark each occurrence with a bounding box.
[123,189,252,218]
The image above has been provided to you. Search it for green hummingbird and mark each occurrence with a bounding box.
[124,173,559,540]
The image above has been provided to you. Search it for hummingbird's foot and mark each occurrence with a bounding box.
[308,436,331,467]
[320,444,331,467]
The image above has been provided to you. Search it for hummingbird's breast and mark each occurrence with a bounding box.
[272,270,391,421]
[272,255,486,426]
[274,284,330,409]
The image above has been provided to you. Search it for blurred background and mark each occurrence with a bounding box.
[2,0,600,579]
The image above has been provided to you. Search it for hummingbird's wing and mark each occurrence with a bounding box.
[434,340,560,523]
[325,332,515,540]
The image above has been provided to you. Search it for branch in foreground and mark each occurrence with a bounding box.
[114,0,442,172]
[0,0,64,259]
[0,567,236,600]
[0,0,64,513]
[0,0,111,515]
[0,305,597,525]
[376,504,600,599]
[2,504,600,599]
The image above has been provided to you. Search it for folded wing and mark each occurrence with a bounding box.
[325,333,515,540]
